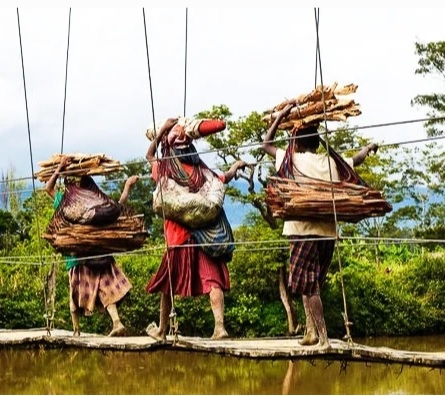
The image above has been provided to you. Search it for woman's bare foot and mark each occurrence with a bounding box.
[298,334,319,346]
[211,327,229,340]
[317,339,331,349]
[73,329,80,337]
[108,324,126,337]
[146,322,166,342]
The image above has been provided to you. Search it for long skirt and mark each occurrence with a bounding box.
[69,256,132,316]
[146,237,230,297]
[288,236,335,296]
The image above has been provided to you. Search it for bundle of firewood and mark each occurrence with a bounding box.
[262,82,361,131]
[266,176,392,223]
[44,209,149,255]
[34,153,123,182]
[263,83,392,223]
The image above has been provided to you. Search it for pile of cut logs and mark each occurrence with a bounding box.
[262,82,360,130]
[266,176,392,223]
[34,153,123,182]
[44,210,149,255]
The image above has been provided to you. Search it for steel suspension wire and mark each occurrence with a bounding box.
[60,8,71,155]
[142,9,157,134]
[3,115,445,187]
[4,234,445,267]
[314,8,340,234]
[313,8,319,89]
[183,8,188,118]
[313,7,353,344]
[16,8,51,335]
[142,8,179,342]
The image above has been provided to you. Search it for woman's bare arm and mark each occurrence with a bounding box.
[146,118,179,163]
[353,143,378,167]
[118,175,139,205]
[45,156,71,198]
[262,104,293,159]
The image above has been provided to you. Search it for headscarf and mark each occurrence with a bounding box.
[145,117,203,141]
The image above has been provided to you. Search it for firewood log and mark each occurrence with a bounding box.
[34,153,123,182]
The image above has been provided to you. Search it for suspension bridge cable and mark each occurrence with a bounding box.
[60,8,71,155]
[142,8,179,341]
[5,233,445,267]
[313,7,352,344]
[183,8,188,118]
[142,9,157,134]
[16,7,50,333]
[3,114,445,187]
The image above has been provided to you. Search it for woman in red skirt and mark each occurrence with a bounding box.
[145,117,245,341]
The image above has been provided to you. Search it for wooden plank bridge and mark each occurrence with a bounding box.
[1,328,444,369]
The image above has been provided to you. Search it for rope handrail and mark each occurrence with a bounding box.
[2,235,443,266]
[2,114,444,187]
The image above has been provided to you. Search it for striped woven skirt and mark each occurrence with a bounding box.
[146,237,230,297]
[69,257,132,316]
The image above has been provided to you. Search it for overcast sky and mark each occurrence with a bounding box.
[0,7,443,182]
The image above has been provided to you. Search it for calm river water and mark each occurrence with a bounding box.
[1,335,444,394]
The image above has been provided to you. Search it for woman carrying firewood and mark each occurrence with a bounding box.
[144,117,246,341]
[45,156,138,337]
[262,104,378,348]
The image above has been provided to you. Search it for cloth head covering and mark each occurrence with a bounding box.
[145,117,225,141]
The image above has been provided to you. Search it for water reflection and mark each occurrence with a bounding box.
[355,334,445,352]
[280,358,445,395]
[0,336,444,395]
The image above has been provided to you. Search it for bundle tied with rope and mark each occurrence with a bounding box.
[34,153,124,182]
[40,153,149,256]
[263,82,392,223]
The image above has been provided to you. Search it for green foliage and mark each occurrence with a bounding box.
[0,165,32,251]
[0,209,19,251]
[231,215,285,292]
[326,260,422,337]
[401,252,445,333]
[195,105,278,227]
[411,40,445,137]
[225,293,263,337]
[0,165,27,215]
[101,158,160,237]
[116,251,162,335]
[0,209,18,234]
[2,214,445,338]
[0,264,48,328]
